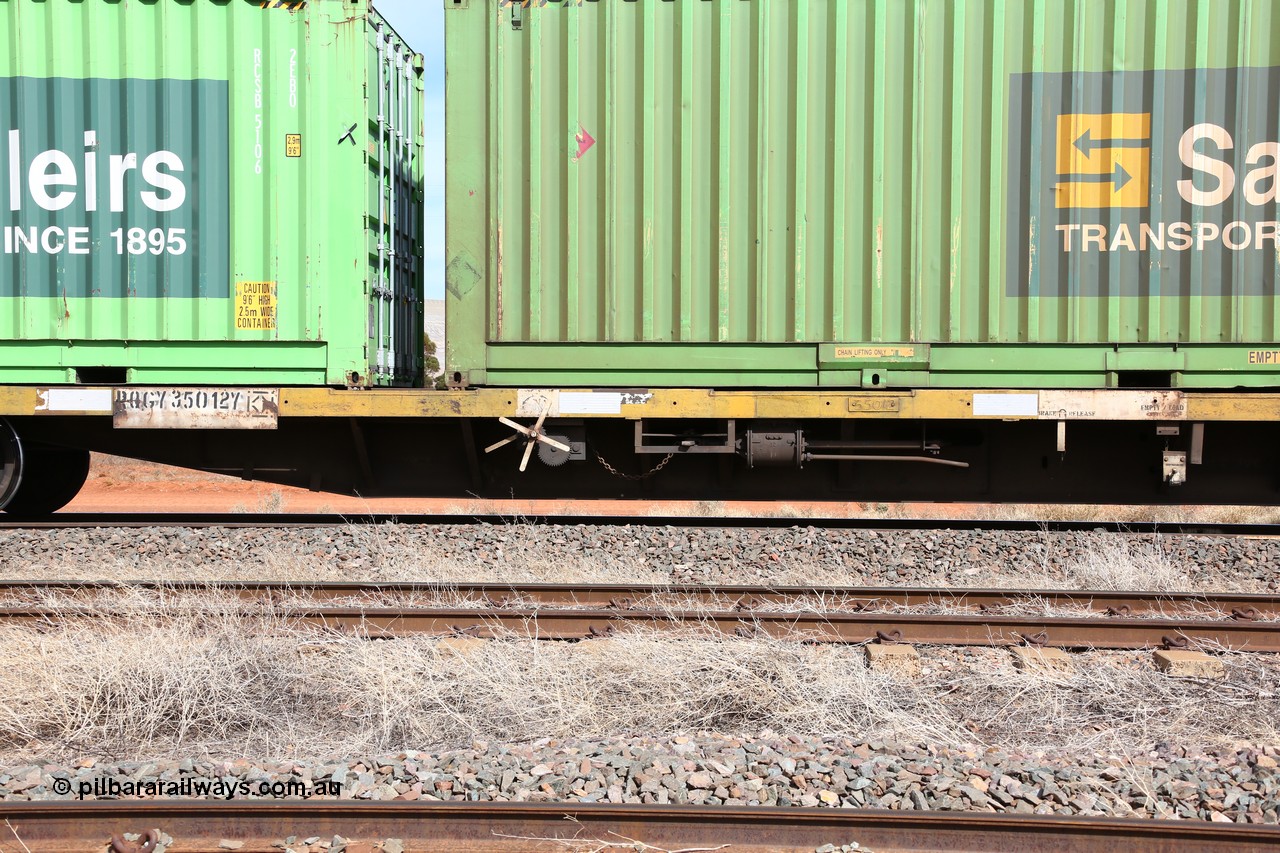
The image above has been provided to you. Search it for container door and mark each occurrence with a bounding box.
[367,15,425,387]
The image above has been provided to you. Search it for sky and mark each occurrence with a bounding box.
[377,0,446,299]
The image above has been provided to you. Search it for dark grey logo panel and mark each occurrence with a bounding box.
[1,77,230,298]
[1007,67,1280,298]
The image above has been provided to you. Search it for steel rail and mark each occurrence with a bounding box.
[263,608,1280,650]
[2,801,1277,853]
[2,579,1277,618]
[2,511,1278,536]
[3,603,1277,650]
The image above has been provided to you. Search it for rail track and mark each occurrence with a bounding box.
[2,801,1277,852]
[4,579,1275,616]
[3,580,1278,651]
[2,511,1279,536]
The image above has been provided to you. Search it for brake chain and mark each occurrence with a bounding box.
[594,449,676,481]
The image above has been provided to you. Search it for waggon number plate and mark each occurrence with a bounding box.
[112,388,279,430]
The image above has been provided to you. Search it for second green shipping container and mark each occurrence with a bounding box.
[445,0,1280,390]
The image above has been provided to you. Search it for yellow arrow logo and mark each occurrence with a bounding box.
[1054,113,1151,208]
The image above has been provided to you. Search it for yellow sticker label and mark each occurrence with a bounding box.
[832,346,917,360]
[1248,350,1280,365]
[285,134,302,157]
[235,281,277,331]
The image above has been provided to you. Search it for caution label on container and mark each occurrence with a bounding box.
[235,281,277,331]
[832,346,917,360]
[286,134,302,157]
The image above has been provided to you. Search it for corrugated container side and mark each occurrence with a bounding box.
[0,0,423,386]
[446,0,1280,388]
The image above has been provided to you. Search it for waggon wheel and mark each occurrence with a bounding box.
[0,419,91,516]
[0,418,22,511]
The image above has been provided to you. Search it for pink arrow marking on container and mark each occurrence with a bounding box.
[574,125,596,161]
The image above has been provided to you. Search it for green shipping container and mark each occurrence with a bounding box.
[0,0,424,387]
[445,0,1280,389]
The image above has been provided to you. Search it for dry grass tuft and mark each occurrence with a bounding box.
[493,824,735,853]
[2,592,1278,763]
[230,490,288,514]
[0,597,310,759]
[1061,538,1189,592]
[946,533,1220,594]
[933,645,1280,755]
[326,630,964,752]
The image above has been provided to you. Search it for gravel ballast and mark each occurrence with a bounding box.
[1,524,1277,590]
[4,522,1278,827]
[2,735,1277,824]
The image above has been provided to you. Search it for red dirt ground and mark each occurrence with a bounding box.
[62,453,968,518]
[65,454,1238,523]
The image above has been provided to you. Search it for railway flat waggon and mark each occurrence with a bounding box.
[5,0,1280,511]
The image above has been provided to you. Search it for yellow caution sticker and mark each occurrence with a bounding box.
[286,134,302,157]
[235,281,277,331]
